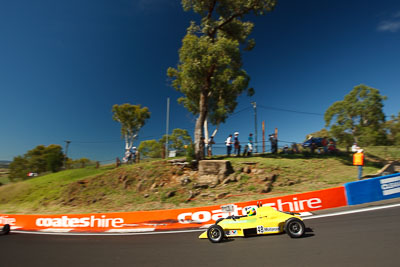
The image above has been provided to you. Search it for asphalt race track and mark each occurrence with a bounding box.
[1,204,400,267]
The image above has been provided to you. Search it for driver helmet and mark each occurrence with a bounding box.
[245,206,256,216]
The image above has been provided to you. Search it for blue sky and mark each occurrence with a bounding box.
[1,0,400,162]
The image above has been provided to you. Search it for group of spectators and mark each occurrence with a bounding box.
[122,146,138,164]
[225,132,254,157]
[305,136,338,154]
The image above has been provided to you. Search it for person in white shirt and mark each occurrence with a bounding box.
[225,134,233,157]
[351,143,359,153]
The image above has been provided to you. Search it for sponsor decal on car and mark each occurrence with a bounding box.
[226,230,238,236]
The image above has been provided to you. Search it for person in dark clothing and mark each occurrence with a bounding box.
[233,132,241,156]
[269,134,278,154]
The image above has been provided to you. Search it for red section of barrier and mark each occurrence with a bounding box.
[0,187,347,232]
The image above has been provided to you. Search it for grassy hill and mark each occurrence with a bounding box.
[0,147,398,215]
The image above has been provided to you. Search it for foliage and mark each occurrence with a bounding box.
[185,142,195,163]
[112,103,150,150]
[138,140,163,158]
[9,145,64,180]
[44,144,65,172]
[76,158,90,168]
[8,156,29,181]
[305,128,331,140]
[324,84,387,147]
[160,128,193,156]
[168,0,277,160]
[139,129,193,158]
[386,112,400,145]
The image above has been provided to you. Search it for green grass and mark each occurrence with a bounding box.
[0,146,397,214]
[0,168,10,185]
[364,146,400,161]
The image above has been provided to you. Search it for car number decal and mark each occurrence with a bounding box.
[257,226,280,234]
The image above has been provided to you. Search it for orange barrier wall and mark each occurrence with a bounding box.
[0,186,347,233]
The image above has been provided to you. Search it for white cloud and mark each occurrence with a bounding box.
[377,20,400,32]
[377,11,400,32]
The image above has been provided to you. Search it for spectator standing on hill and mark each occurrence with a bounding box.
[269,134,278,154]
[351,142,359,153]
[291,142,299,153]
[322,137,328,153]
[130,147,137,163]
[207,136,215,157]
[328,139,336,154]
[234,132,241,156]
[226,134,233,157]
[353,149,365,180]
[310,141,316,154]
[283,145,290,154]
[247,133,253,156]
[122,149,131,163]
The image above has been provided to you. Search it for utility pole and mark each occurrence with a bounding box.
[64,140,71,169]
[165,97,170,159]
[251,102,258,153]
[262,120,265,153]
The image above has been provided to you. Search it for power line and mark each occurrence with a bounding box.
[230,106,252,116]
[71,135,163,144]
[258,104,324,116]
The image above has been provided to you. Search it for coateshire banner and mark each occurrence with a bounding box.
[0,186,347,233]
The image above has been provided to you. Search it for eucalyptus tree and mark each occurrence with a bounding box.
[160,128,193,156]
[138,140,163,158]
[168,0,277,160]
[112,103,150,151]
[386,112,400,145]
[324,84,387,147]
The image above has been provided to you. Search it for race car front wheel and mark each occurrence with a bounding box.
[284,218,305,238]
[1,224,10,235]
[207,225,224,243]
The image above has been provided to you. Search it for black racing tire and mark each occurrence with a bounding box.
[1,224,10,235]
[284,218,305,238]
[207,225,225,243]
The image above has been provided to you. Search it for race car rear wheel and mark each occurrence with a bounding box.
[284,218,305,238]
[1,224,10,235]
[207,225,224,243]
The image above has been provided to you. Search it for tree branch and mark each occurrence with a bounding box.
[207,0,216,20]
[209,7,251,37]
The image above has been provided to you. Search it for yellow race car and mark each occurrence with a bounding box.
[199,205,306,243]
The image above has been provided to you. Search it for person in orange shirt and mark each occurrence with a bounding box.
[353,149,365,180]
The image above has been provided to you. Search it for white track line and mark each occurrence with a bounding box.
[106,228,155,233]
[303,203,400,220]
[39,228,74,233]
[12,229,204,236]
[12,203,400,236]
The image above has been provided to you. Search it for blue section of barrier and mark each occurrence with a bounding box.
[345,173,400,205]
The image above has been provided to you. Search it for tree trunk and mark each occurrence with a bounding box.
[204,118,209,146]
[194,92,207,160]
[195,64,214,161]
